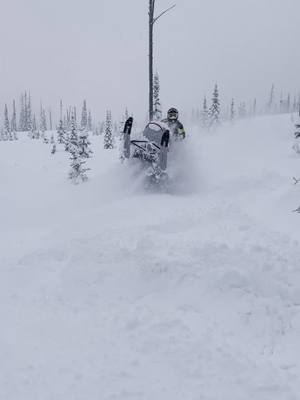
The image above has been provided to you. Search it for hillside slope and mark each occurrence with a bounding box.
[0,115,299,400]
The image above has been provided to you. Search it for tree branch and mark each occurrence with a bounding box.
[293,177,300,185]
[153,4,176,24]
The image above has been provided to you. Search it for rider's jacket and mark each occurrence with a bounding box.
[161,119,186,140]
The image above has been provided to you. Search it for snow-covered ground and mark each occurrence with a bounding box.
[1,115,300,400]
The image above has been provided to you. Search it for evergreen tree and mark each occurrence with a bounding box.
[19,93,26,131]
[230,98,235,122]
[87,110,92,132]
[208,84,221,128]
[3,104,10,140]
[67,114,78,154]
[201,96,209,129]
[279,92,284,113]
[68,115,89,183]
[104,110,113,149]
[267,84,275,113]
[40,104,47,133]
[11,100,17,133]
[81,100,88,130]
[57,119,66,144]
[293,96,297,113]
[30,114,39,139]
[78,131,93,158]
[26,92,32,132]
[153,72,162,120]
[286,94,291,113]
[49,109,53,131]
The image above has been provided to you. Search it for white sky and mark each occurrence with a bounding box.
[0,0,299,121]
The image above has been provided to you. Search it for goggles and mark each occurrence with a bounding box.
[168,112,178,120]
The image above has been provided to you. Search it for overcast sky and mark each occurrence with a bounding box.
[0,0,299,121]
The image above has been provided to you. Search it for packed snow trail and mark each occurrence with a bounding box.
[0,114,300,400]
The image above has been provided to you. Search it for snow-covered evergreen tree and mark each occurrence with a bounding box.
[208,84,221,128]
[153,72,162,120]
[11,100,17,134]
[104,110,113,149]
[87,110,92,132]
[40,105,47,133]
[286,94,291,113]
[3,104,10,141]
[49,109,53,131]
[68,115,89,184]
[26,93,32,132]
[81,100,88,130]
[230,99,235,122]
[19,93,26,131]
[201,96,209,129]
[267,84,275,113]
[30,114,39,139]
[57,119,66,144]
[78,131,93,158]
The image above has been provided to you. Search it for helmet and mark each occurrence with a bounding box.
[167,108,179,121]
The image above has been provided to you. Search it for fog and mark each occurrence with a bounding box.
[0,0,299,120]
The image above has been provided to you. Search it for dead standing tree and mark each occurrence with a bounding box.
[148,0,175,121]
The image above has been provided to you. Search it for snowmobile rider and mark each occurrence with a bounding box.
[162,108,186,140]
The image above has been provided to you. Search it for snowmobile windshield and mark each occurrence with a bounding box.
[148,123,163,131]
[143,122,165,145]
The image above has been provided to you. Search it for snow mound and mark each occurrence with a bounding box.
[0,114,300,400]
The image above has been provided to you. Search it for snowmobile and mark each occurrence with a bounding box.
[122,117,170,185]
[292,123,300,154]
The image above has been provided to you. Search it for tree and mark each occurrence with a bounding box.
[78,131,93,158]
[104,110,113,149]
[57,119,66,144]
[208,84,221,128]
[68,114,89,184]
[148,1,175,120]
[87,110,92,132]
[286,93,291,113]
[26,92,32,132]
[19,93,26,131]
[201,96,208,129]
[49,109,53,130]
[40,104,47,133]
[230,98,235,122]
[81,100,88,130]
[153,71,162,120]
[3,104,10,140]
[31,114,39,139]
[11,100,17,134]
[267,84,275,113]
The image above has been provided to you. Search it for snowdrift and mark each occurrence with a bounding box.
[0,114,300,400]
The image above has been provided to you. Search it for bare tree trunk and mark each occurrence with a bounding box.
[148,0,175,122]
[149,0,155,121]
